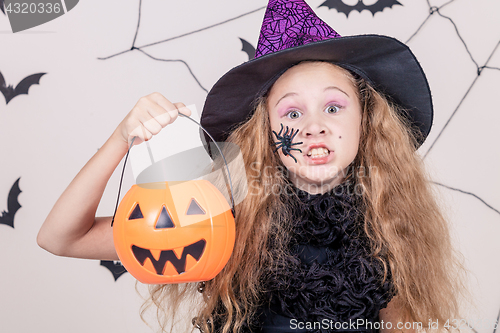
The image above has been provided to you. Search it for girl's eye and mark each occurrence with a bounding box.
[325,105,340,114]
[286,110,302,119]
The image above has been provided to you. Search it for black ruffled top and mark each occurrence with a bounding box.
[257,182,394,332]
[198,182,394,333]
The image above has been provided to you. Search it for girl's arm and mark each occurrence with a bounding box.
[37,93,190,260]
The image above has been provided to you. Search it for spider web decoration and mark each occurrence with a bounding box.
[412,1,500,162]
[404,0,500,218]
[97,0,266,93]
[255,0,340,58]
[400,0,500,329]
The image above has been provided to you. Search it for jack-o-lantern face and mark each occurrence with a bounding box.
[113,180,235,284]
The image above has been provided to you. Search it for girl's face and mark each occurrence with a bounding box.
[267,62,362,194]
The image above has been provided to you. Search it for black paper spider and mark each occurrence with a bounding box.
[272,124,303,163]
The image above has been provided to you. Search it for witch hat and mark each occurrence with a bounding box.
[201,0,433,147]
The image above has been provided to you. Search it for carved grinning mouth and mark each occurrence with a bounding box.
[131,239,206,275]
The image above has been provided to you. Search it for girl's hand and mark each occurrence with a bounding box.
[115,92,192,146]
[37,93,191,260]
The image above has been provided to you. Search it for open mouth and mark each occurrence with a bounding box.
[306,147,330,159]
[131,239,206,275]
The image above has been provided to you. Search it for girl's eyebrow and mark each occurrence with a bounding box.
[324,86,349,97]
[274,86,349,107]
[275,92,297,107]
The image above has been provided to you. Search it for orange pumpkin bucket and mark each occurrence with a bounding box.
[112,113,240,284]
[113,180,235,284]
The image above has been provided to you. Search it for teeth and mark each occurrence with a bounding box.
[172,246,184,259]
[307,147,330,158]
[185,255,198,272]
[163,262,178,276]
[150,249,162,261]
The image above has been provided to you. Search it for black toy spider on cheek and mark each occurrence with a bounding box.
[272,123,303,163]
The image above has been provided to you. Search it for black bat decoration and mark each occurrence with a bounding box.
[239,37,256,60]
[319,0,402,17]
[0,71,46,104]
[100,260,128,281]
[0,177,22,229]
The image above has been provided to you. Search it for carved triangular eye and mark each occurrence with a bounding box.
[129,204,144,220]
[186,198,206,215]
[155,206,175,229]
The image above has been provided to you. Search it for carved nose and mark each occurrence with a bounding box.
[155,206,175,229]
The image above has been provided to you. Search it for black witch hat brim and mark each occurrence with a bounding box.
[200,34,433,148]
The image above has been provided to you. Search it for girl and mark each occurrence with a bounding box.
[38,0,465,332]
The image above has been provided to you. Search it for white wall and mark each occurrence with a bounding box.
[0,0,499,332]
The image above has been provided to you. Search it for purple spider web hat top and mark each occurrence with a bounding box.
[201,0,434,148]
[255,0,341,58]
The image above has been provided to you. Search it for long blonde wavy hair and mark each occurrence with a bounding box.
[141,62,466,332]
